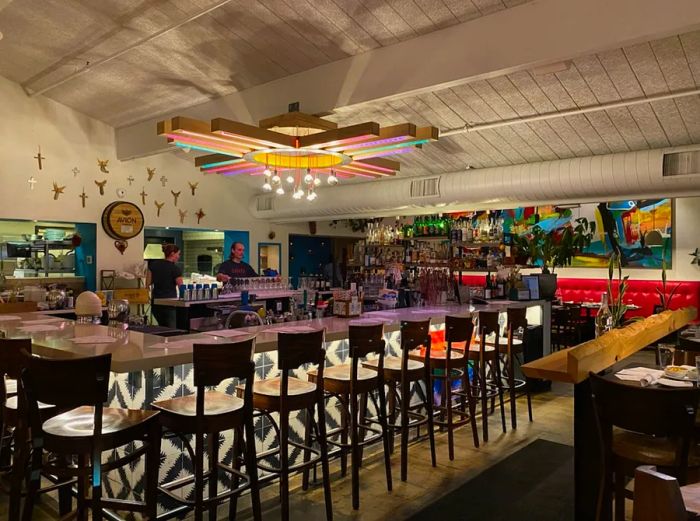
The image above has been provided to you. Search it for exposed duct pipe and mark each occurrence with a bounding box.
[24,0,234,97]
[441,87,700,136]
[248,146,700,222]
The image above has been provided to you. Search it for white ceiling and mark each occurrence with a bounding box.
[2,0,700,194]
[0,0,528,127]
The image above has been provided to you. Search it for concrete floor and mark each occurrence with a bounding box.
[0,382,576,520]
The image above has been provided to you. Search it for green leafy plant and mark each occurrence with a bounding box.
[607,251,629,329]
[513,217,596,273]
[656,246,680,311]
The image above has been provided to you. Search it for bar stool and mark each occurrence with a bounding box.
[151,339,261,521]
[364,319,436,482]
[436,315,479,457]
[238,329,332,521]
[500,307,533,429]
[21,352,162,521]
[468,311,507,443]
[307,322,392,509]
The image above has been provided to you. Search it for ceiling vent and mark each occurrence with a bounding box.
[256,196,274,212]
[662,150,700,177]
[410,177,441,198]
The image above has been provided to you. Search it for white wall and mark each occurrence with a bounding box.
[0,75,357,283]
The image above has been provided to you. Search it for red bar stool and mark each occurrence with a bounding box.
[467,311,507,442]
[151,339,262,521]
[307,322,392,509]
[364,319,436,482]
[237,329,332,521]
[21,353,162,521]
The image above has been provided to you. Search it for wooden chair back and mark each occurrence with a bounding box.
[193,338,256,387]
[400,319,431,377]
[278,329,326,371]
[445,315,474,364]
[349,323,385,390]
[0,338,31,405]
[590,372,699,478]
[506,307,527,336]
[632,466,689,521]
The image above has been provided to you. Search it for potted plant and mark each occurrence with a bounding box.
[655,246,679,313]
[514,217,596,300]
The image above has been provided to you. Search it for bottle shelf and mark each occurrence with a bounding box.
[451,241,502,248]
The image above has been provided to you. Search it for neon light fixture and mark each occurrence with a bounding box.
[157,107,439,202]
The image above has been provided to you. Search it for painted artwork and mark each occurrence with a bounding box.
[502,199,672,268]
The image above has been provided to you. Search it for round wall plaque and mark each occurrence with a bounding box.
[101,201,144,240]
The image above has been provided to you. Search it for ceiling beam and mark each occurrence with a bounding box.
[116,0,700,160]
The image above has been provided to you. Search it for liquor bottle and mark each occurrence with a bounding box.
[595,293,613,337]
[484,272,492,299]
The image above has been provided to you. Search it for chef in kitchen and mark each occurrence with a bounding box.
[216,241,258,282]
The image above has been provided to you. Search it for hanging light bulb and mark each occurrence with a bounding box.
[271,169,281,184]
[275,186,285,195]
[313,176,321,186]
[327,171,339,185]
[264,167,272,177]
[293,189,304,200]
[304,168,313,184]
[262,181,272,192]
[286,174,295,184]
[306,188,317,201]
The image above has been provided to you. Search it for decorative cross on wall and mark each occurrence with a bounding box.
[72,167,80,177]
[127,175,135,186]
[34,146,45,170]
[27,177,37,190]
[140,188,147,206]
[160,175,168,187]
[79,189,88,208]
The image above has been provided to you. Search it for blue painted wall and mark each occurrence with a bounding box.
[288,235,332,287]
[74,223,97,291]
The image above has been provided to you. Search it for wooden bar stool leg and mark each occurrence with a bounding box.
[57,455,73,516]
[91,454,103,521]
[614,462,626,521]
[316,394,333,521]
[228,427,242,520]
[425,375,436,468]
[21,435,42,521]
[494,358,507,434]
[9,422,27,521]
[279,407,290,521]
[302,407,313,491]
[400,377,410,482]
[208,432,219,521]
[508,354,517,430]
[357,391,369,466]
[77,454,89,521]
[350,390,360,510]
[388,383,397,454]
[194,429,205,521]
[445,367,454,461]
[244,422,263,521]
[145,422,161,521]
[464,363,479,448]
[340,393,349,477]
[376,385,393,492]
[479,356,489,443]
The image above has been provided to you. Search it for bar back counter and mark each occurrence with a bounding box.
[1,300,547,515]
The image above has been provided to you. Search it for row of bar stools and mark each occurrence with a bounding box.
[500,307,533,429]
[152,339,262,521]
[308,322,393,510]
[237,329,333,521]
[364,319,436,482]
[20,352,161,521]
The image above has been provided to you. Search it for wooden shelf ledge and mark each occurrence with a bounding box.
[522,307,698,384]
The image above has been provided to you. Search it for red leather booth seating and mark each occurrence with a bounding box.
[458,274,700,319]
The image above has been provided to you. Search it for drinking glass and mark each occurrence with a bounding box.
[657,344,675,368]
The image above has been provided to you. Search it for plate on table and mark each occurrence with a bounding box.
[663,366,698,381]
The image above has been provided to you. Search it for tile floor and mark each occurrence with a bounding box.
[0,382,575,520]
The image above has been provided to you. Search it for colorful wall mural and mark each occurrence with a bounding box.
[501,199,672,268]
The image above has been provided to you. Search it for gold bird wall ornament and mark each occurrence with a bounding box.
[52,182,65,200]
[155,200,165,217]
[178,209,187,224]
[171,190,181,206]
[195,208,205,223]
[188,182,199,196]
[97,159,110,173]
[147,167,156,181]
[95,179,107,195]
